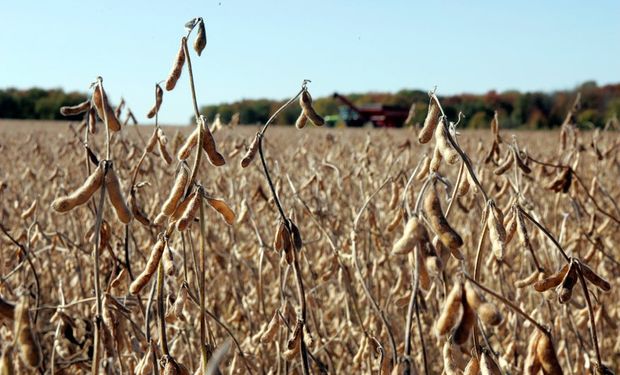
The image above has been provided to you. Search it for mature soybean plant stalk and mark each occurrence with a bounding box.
[241,80,324,375]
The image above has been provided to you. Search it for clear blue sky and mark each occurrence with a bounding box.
[1,0,619,124]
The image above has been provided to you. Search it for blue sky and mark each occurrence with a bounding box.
[1,0,619,124]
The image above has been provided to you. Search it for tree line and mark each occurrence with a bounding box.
[201,81,620,129]
[1,81,619,128]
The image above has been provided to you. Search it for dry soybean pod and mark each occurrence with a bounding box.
[536,333,563,375]
[435,118,459,164]
[206,197,235,225]
[579,262,611,292]
[533,264,569,292]
[240,134,260,168]
[418,95,440,144]
[158,139,173,165]
[165,37,187,91]
[93,81,121,132]
[129,238,166,294]
[442,341,462,375]
[105,167,132,224]
[176,192,200,231]
[493,151,514,175]
[425,183,463,252]
[524,330,542,374]
[557,261,578,304]
[14,296,41,368]
[486,202,506,261]
[300,89,325,126]
[436,282,464,337]
[260,310,280,344]
[200,118,226,166]
[146,84,164,119]
[463,354,480,375]
[429,146,443,173]
[452,292,476,345]
[295,112,308,129]
[60,100,91,116]
[193,18,207,56]
[479,350,501,375]
[177,128,199,161]
[392,216,428,255]
[20,199,37,220]
[162,166,189,216]
[51,162,104,212]
[146,128,159,153]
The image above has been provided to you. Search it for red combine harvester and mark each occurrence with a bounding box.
[332,92,410,127]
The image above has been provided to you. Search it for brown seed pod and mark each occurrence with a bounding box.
[14,296,41,368]
[206,198,235,225]
[129,192,150,226]
[289,221,303,251]
[536,333,563,375]
[514,148,531,174]
[436,282,464,337]
[392,216,429,255]
[109,268,127,291]
[416,155,431,180]
[418,96,440,144]
[92,82,121,132]
[442,341,462,375]
[515,271,542,289]
[158,139,173,165]
[557,261,578,304]
[524,330,542,374]
[177,128,199,161]
[452,293,476,345]
[300,90,324,126]
[105,168,132,224]
[51,163,104,212]
[146,129,159,153]
[165,37,187,91]
[282,320,303,360]
[429,146,443,172]
[274,222,285,252]
[504,211,517,244]
[579,262,611,292]
[425,184,463,251]
[388,182,400,210]
[260,310,280,344]
[162,167,189,216]
[129,238,166,294]
[241,134,260,168]
[170,193,194,224]
[487,203,506,261]
[201,120,226,166]
[463,355,480,375]
[480,351,501,375]
[533,265,569,292]
[162,246,176,276]
[88,106,97,134]
[491,111,502,144]
[147,84,164,119]
[176,192,200,231]
[493,152,514,175]
[20,199,37,220]
[515,208,534,253]
[60,100,91,116]
[464,281,501,326]
[435,119,459,164]
[456,167,470,197]
[387,209,403,232]
[193,19,207,56]
[295,112,308,129]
